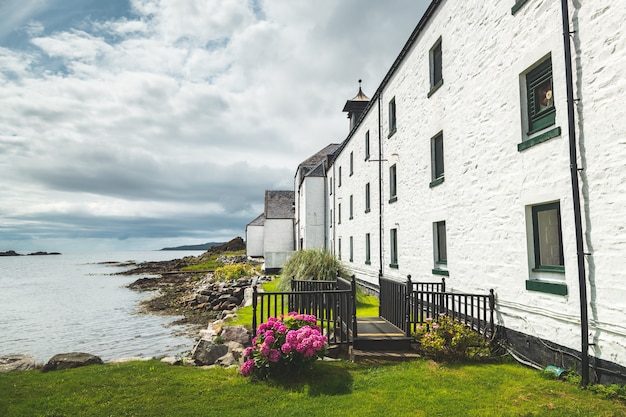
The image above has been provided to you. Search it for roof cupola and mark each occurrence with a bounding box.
[342,79,370,131]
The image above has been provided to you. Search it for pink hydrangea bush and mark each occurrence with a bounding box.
[241,312,328,379]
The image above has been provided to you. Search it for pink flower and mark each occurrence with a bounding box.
[269,349,281,362]
[304,348,315,358]
[244,347,254,358]
[240,359,255,376]
[281,343,293,354]
[259,345,270,356]
[265,335,275,345]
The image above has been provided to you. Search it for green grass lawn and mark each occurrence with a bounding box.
[1,358,624,416]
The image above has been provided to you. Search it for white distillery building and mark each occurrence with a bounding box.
[246,0,626,383]
[308,0,625,383]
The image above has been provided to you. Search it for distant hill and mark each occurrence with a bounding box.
[160,242,224,251]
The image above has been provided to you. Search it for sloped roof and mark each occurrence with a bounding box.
[247,213,265,227]
[299,143,341,168]
[296,143,341,186]
[307,162,326,177]
[265,190,295,219]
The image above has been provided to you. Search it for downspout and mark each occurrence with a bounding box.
[561,0,589,386]
[377,94,384,278]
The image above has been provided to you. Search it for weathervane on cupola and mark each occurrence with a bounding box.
[342,79,370,131]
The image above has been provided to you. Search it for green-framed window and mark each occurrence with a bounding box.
[388,97,397,136]
[430,131,444,187]
[434,221,447,269]
[365,183,371,213]
[531,202,564,271]
[349,195,354,220]
[389,164,397,203]
[365,130,370,160]
[429,38,443,93]
[350,152,354,176]
[338,166,342,187]
[390,228,398,268]
[338,238,342,260]
[338,203,341,224]
[365,233,371,265]
[349,236,354,262]
[526,57,555,135]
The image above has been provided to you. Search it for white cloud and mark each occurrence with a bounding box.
[0,0,429,250]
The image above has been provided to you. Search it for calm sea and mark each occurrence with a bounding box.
[0,251,204,363]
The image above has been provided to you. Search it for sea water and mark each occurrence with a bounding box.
[0,251,203,363]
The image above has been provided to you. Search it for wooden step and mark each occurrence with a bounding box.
[349,347,420,362]
[353,336,413,351]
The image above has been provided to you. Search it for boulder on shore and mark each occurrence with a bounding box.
[191,340,229,366]
[220,325,250,345]
[42,352,103,373]
[0,354,36,372]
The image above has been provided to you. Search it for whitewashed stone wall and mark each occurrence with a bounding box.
[263,219,294,253]
[333,114,382,287]
[245,224,264,257]
[299,176,327,250]
[326,0,626,371]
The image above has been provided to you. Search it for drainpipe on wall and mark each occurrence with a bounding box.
[377,94,384,278]
[561,0,589,386]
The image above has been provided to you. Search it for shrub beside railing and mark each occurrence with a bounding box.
[380,275,495,339]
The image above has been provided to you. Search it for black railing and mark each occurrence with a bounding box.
[380,275,495,338]
[252,275,357,346]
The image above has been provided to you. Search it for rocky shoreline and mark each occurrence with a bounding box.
[0,237,266,373]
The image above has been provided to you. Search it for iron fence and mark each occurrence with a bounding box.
[252,275,357,346]
[380,275,495,338]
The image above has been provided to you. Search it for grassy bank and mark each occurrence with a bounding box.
[1,359,624,416]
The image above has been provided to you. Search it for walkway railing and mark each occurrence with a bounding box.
[252,275,357,346]
[380,275,495,338]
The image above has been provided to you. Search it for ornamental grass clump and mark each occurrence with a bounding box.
[240,312,328,379]
[413,314,489,361]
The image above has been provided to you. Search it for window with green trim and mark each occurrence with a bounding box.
[390,228,398,268]
[338,238,342,260]
[430,38,443,91]
[388,97,397,136]
[531,202,564,271]
[338,166,342,187]
[365,130,370,160]
[365,233,371,265]
[434,221,447,269]
[365,183,371,213]
[338,203,341,224]
[349,236,353,262]
[349,195,354,220]
[389,164,397,203]
[526,57,555,135]
[350,152,354,176]
[430,132,444,186]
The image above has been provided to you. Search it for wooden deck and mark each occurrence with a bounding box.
[353,317,414,352]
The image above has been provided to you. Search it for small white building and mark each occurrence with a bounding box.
[294,144,341,251]
[262,190,295,273]
[245,213,265,258]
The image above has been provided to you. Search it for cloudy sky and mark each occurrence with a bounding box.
[0,0,429,252]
